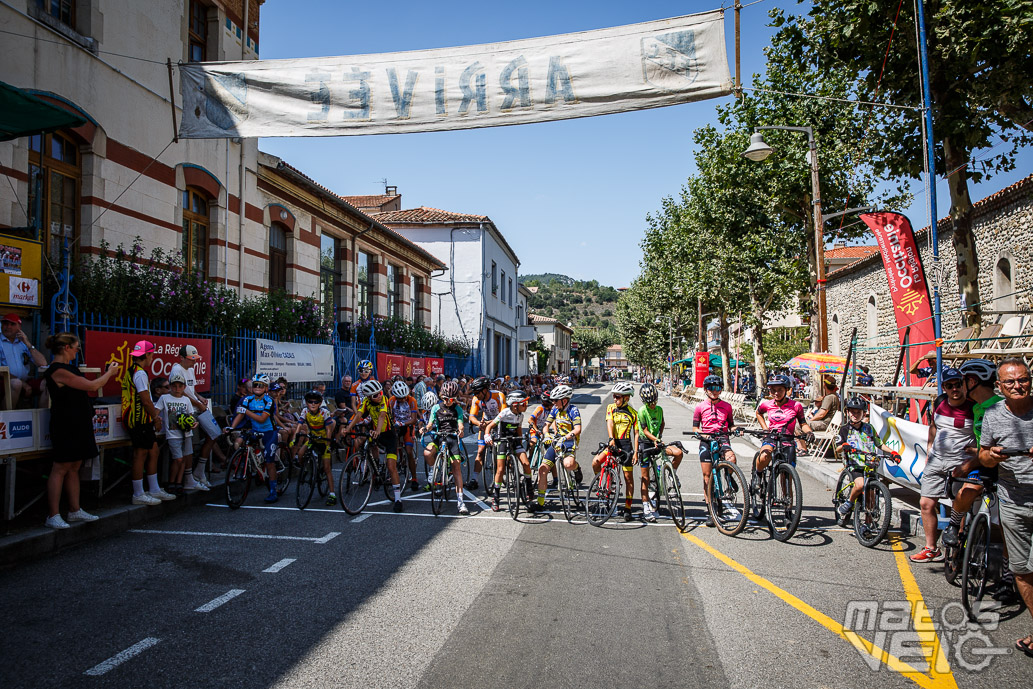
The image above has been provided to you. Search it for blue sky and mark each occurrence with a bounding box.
[257,0,1032,288]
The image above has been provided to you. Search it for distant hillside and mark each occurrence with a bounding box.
[520,273,620,329]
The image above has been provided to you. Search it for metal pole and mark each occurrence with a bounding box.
[916,0,944,396]
[808,129,828,352]
[734,2,742,95]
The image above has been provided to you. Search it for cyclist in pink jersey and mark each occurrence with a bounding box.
[692,375,742,526]
[755,374,814,471]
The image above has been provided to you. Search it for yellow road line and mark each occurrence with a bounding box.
[680,531,957,689]
[889,536,958,686]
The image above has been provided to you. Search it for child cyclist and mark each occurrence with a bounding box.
[342,379,405,513]
[637,381,683,509]
[418,381,469,514]
[593,381,643,521]
[691,375,741,527]
[388,380,422,493]
[755,373,815,473]
[535,384,582,514]
[227,373,280,503]
[155,371,203,494]
[468,376,507,492]
[484,390,534,512]
[527,390,557,485]
[294,391,338,506]
[835,396,901,525]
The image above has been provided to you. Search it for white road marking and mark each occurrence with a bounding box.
[351,514,371,523]
[129,529,332,543]
[84,638,160,676]
[263,558,296,573]
[463,489,491,510]
[195,589,246,612]
[313,531,340,543]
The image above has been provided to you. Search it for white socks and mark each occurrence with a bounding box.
[146,474,160,493]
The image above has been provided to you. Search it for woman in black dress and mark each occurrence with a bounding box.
[42,333,121,529]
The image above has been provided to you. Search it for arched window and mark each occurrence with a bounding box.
[994,257,1015,312]
[867,295,878,345]
[181,187,210,276]
[270,222,288,292]
[831,313,841,355]
[28,131,80,265]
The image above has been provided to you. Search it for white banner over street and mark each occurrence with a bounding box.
[179,11,731,138]
[255,338,334,382]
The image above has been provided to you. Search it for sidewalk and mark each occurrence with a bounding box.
[665,392,920,536]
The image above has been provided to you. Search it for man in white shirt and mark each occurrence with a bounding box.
[170,345,220,488]
[0,313,47,406]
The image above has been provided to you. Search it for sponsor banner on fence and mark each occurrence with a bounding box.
[0,410,35,452]
[179,11,731,139]
[406,357,426,378]
[84,331,213,396]
[869,402,928,492]
[376,353,406,379]
[428,357,445,376]
[256,338,334,381]
[861,212,936,384]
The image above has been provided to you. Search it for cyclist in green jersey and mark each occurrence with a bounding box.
[636,383,683,471]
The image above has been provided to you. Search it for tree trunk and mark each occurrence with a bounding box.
[719,308,731,390]
[942,133,981,334]
[750,288,768,389]
[803,201,819,353]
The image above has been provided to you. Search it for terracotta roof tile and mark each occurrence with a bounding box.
[373,206,489,224]
[825,245,879,260]
[339,194,400,208]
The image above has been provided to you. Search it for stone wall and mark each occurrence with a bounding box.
[826,176,1033,383]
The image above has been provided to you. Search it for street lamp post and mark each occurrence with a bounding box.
[743,126,827,353]
[656,315,673,393]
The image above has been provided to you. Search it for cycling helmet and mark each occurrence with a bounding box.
[391,381,410,398]
[175,413,198,431]
[703,375,723,389]
[941,367,963,383]
[550,384,573,400]
[612,381,634,397]
[469,376,490,393]
[304,391,323,404]
[357,359,373,372]
[440,380,459,398]
[358,379,383,398]
[506,390,529,407]
[639,383,658,404]
[422,391,439,408]
[845,396,866,411]
[540,389,552,402]
[251,373,270,386]
[766,374,791,389]
[960,359,997,385]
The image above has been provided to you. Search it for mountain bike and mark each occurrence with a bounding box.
[684,431,748,536]
[585,442,624,526]
[338,430,409,515]
[742,429,803,541]
[641,439,688,530]
[832,447,897,547]
[295,438,333,510]
[428,432,462,516]
[947,452,1028,621]
[224,430,292,509]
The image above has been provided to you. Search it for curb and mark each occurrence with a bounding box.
[0,487,213,569]
[666,392,919,537]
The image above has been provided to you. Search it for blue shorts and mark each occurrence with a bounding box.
[544,439,576,465]
[260,430,278,462]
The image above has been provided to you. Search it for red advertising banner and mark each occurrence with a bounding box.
[376,353,406,379]
[405,357,426,377]
[693,351,710,387]
[860,212,936,385]
[84,331,213,396]
[427,357,445,375]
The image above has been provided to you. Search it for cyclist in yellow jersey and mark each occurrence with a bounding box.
[342,379,405,512]
[596,381,642,521]
[468,376,507,492]
[295,391,338,506]
[533,384,582,512]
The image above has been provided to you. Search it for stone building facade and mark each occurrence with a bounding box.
[825,174,1033,383]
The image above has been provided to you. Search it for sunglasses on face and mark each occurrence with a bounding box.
[943,381,963,390]
[443,397,456,405]
[705,385,722,391]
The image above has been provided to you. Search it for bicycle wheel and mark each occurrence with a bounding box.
[382,453,408,502]
[274,451,292,496]
[943,513,967,586]
[505,454,521,519]
[709,461,748,536]
[430,454,449,516]
[317,456,330,497]
[224,448,251,509]
[559,467,582,522]
[832,470,852,518]
[481,448,496,494]
[749,456,766,523]
[853,479,892,548]
[295,453,316,510]
[340,451,373,515]
[766,463,803,541]
[659,463,686,530]
[961,513,992,621]
[586,467,619,526]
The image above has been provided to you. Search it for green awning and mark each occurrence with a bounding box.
[670,354,748,368]
[0,81,87,142]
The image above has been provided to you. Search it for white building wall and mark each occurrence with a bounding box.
[482,227,519,376]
